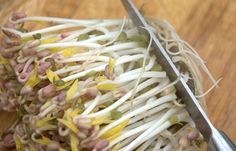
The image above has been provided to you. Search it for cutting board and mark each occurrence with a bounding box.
[0,0,236,143]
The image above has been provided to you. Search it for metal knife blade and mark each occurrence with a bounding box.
[121,1,236,151]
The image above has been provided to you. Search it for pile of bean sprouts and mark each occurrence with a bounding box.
[0,12,218,151]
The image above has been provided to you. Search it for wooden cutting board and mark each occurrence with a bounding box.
[0,0,236,143]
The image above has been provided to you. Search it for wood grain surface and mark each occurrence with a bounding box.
[0,0,236,143]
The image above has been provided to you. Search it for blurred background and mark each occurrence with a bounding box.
[0,0,236,143]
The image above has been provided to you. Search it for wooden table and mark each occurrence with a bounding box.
[0,0,236,143]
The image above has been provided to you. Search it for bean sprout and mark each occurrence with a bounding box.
[0,12,213,151]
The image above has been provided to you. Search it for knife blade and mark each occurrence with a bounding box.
[121,0,236,150]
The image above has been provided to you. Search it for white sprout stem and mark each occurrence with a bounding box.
[37,42,102,50]
[80,29,121,44]
[127,103,172,125]
[60,55,109,63]
[14,16,123,28]
[22,23,79,38]
[124,103,168,128]
[134,79,170,100]
[39,61,105,80]
[107,120,158,149]
[119,134,140,150]
[119,96,157,115]
[125,113,162,131]
[78,78,160,119]
[5,44,24,53]
[62,54,144,82]
[152,137,163,151]
[22,57,34,73]
[102,17,126,47]
[12,16,102,24]
[1,26,23,36]
[135,75,180,101]
[84,80,137,108]
[115,76,138,88]
[144,112,188,142]
[84,92,113,108]
[60,28,93,42]
[82,94,101,115]
[65,89,85,102]
[60,26,110,42]
[96,93,177,138]
[161,130,179,149]
[129,27,153,101]
[38,104,57,118]
[118,56,155,77]
[121,97,156,115]
[126,62,135,72]
[50,24,121,42]
[115,48,145,56]
[110,52,124,74]
[95,20,124,27]
[195,78,222,98]
[39,33,58,40]
[162,143,173,151]
[53,61,104,76]
[118,79,170,112]
[123,111,188,151]
[54,64,82,75]
[115,71,166,84]
[141,135,159,151]
[95,73,161,89]
[83,62,106,70]
[40,101,53,111]
[17,54,31,63]
[115,58,156,81]
[73,42,140,57]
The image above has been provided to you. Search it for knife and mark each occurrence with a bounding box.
[121,0,236,150]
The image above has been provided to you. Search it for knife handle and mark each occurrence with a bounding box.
[208,128,236,151]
